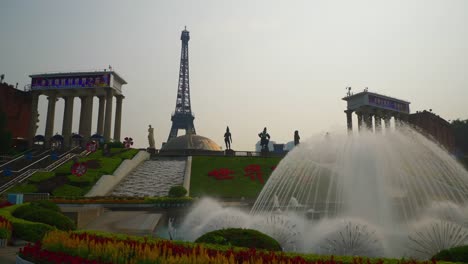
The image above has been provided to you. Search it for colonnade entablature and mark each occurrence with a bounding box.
[342,90,411,132]
[28,70,127,148]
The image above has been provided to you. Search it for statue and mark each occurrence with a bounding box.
[258,127,270,152]
[148,125,155,149]
[224,126,232,150]
[294,130,300,146]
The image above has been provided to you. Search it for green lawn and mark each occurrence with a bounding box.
[190,156,282,199]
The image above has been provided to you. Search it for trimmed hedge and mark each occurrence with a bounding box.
[195,228,282,251]
[433,245,468,262]
[13,204,75,231]
[168,185,187,197]
[29,200,61,212]
[13,221,54,242]
[0,205,54,242]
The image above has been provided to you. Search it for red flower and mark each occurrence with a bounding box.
[71,162,88,177]
[208,168,235,180]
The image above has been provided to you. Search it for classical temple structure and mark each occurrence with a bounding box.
[28,71,127,147]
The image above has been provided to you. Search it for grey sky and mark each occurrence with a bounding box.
[1,0,467,150]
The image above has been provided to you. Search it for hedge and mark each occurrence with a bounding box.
[29,200,61,212]
[195,228,282,251]
[0,204,54,242]
[433,245,468,262]
[13,204,76,231]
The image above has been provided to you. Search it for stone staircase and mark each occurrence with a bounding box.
[110,157,186,197]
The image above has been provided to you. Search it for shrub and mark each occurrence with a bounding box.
[29,200,61,212]
[168,186,187,197]
[0,204,54,242]
[195,228,282,251]
[52,184,85,197]
[12,221,53,242]
[433,245,468,262]
[28,171,56,183]
[13,205,75,231]
[0,227,11,239]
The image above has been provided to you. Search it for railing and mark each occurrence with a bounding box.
[155,150,287,158]
[0,169,38,194]
[0,148,38,169]
[0,147,89,195]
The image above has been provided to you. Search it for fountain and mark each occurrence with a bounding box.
[179,125,468,259]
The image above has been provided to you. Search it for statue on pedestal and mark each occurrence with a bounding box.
[224,126,232,150]
[294,130,300,146]
[258,127,270,152]
[148,125,155,149]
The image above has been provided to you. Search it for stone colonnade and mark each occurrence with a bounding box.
[345,109,409,132]
[29,88,124,148]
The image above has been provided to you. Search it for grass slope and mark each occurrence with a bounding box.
[190,156,282,199]
[7,148,139,196]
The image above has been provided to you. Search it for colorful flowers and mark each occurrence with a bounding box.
[19,230,438,264]
[71,162,88,177]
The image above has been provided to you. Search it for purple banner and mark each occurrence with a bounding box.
[31,74,110,89]
[368,94,409,113]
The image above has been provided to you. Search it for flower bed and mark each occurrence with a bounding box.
[0,216,13,243]
[19,230,443,264]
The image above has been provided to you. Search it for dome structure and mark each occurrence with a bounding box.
[161,134,222,152]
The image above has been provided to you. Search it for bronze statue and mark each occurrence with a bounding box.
[224,126,232,150]
[258,127,270,151]
[294,130,300,146]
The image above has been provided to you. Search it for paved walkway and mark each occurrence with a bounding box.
[0,246,22,264]
[84,211,162,236]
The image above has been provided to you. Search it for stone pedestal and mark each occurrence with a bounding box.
[225,149,235,156]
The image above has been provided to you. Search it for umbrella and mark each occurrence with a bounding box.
[33,135,45,142]
[52,134,64,141]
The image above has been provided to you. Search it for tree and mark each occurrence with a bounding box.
[0,110,12,153]
[452,119,468,155]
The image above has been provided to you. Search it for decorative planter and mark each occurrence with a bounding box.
[16,255,35,264]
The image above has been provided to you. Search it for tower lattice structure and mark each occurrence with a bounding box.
[167,28,196,142]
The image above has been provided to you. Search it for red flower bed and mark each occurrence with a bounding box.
[18,231,439,264]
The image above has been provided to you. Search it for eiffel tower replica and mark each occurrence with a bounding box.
[166,27,196,143]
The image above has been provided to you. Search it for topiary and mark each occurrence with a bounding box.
[168,186,187,197]
[433,245,468,262]
[195,228,282,251]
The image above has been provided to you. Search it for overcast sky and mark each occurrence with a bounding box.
[1,0,467,150]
